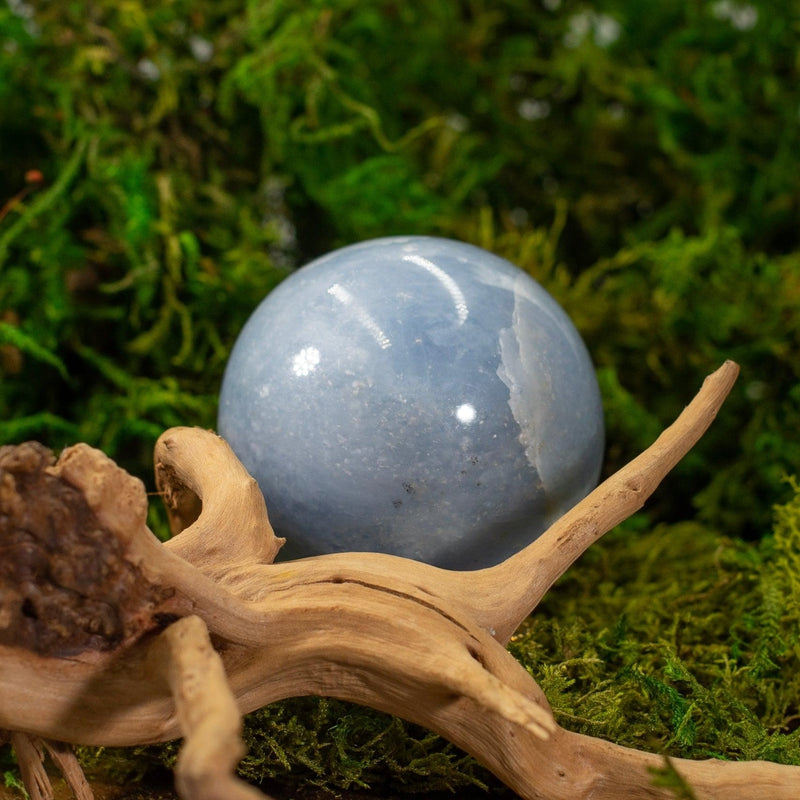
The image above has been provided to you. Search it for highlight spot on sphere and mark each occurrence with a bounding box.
[219,236,604,569]
[291,347,320,377]
[455,403,477,425]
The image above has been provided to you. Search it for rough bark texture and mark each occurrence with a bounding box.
[2,361,799,800]
[0,442,174,656]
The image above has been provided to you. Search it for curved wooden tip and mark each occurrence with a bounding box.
[155,427,285,570]
[699,359,740,406]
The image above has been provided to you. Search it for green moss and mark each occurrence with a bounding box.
[82,699,494,796]
[237,699,491,794]
[2,0,799,538]
[510,478,800,766]
[1,0,799,795]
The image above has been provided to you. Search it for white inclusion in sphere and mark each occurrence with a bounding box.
[218,236,604,569]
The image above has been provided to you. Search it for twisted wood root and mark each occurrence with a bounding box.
[2,361,798,799]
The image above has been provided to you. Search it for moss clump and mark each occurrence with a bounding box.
[239,699,493,795]
[511,478,800,766]
[83,698,495,796]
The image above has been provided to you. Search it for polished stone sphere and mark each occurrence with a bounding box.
[218,236,604,569]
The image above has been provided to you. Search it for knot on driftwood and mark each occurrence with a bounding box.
[0,441,172,656]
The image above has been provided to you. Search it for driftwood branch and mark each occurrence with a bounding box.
[149,615,272,800]
[2,360,799,799]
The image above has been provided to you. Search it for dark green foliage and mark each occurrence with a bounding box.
[238,699,491,794]
[1,0,799,796]
[0,0,291,481]
[2,0,798,528]
[79,699,494,795]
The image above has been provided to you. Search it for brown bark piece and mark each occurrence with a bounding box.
[0,442,172,656]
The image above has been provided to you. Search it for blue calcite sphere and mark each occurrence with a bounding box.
[218,236,604,569]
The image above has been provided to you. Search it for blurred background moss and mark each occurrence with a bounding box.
[2,0,798,534]
[1,0,799,795]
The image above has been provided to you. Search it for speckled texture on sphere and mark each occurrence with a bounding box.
[218,236,604,569]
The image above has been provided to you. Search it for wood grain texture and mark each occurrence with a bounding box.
[3,361,798,799]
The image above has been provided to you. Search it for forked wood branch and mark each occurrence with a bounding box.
[1,360,798,799]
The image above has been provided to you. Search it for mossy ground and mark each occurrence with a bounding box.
[2,0,799,796]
